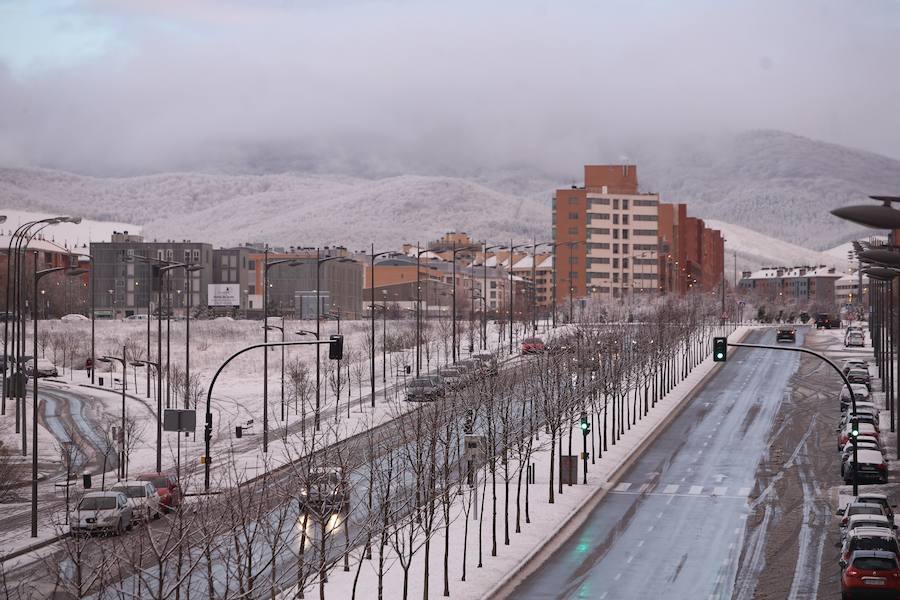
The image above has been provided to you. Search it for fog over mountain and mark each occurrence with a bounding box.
[1,130,896,253]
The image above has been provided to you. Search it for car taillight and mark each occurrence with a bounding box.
[842,516,849,526]
[878,463,887,470]
[846,567,859,577]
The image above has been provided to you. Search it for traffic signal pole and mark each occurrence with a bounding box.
[725,340,860,495]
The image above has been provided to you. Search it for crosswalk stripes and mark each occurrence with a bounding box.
[608,482,755,498]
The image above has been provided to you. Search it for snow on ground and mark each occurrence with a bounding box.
[282,325,753,600]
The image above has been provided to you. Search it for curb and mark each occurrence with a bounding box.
[485,326,753,599]
[0,532,70,564]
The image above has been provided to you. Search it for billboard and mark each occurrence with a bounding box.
[208,284,240,307]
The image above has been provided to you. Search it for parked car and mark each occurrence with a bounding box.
[841,528,900,570]
[70,491,133,536]
[124,314,150,321]
[843,359,869,375]
[521,337,545,354]
[298,467,350,513]
[844,449,889,484]
[457,359,482,378]
[841,550,900,598]
[60,313,88,322]
[846,331,866,348]
[776,327,796,342]
[136,471,182,512]
[842,442,883,472]
[24,358,58,378]
[841,502,890,528]
[840,423,881,449]
[816,313,839,329]
[840,412,880,433]
[110,480,162,523]
[855,492,898,526]
[406,377,443,402]
[844,514,894,539]
[847,368,873,391]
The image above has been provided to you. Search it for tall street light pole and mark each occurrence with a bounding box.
[369,247,394,408]
[262,248,301,450]
[481,244,503,350]
[32,258,85,537]
[449,243,478,363]
[99,348,128,480]
[315,253,351,430]
[414,244,432,377]
[264,321,286,422]
[508,242,529,355]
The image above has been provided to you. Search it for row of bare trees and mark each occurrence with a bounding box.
[2,295,733,600]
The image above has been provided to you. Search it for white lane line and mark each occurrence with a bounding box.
[656,511,663,520]
[647,525,655,532]
[614,482,632,492]
[689,485,703,495]
[739,487,751,496]
[637,539,645,548]
[599,594,608,600]
[702,442,708,447]
[626,555,634,564]
[713,486,728,496]
[663,484,679,494]
[614,573,622,581]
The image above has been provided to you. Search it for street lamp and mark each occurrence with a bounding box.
[295,329,319,435]
[99,348,128,481]
[547,240,585,329]
[507,242,531,355]
[414,244,433,377]
[369,247,395,408]
[314,252,353,430]
[31,258,85,538]
[481,244,504,349]
[264,319,287,423]
[262,247,302,451]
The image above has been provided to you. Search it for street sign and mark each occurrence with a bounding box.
[164,409,197,433]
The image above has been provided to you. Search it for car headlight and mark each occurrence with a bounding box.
[300,489,308,496]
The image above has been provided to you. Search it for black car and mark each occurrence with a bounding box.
[847,368,872,391]
[816,313,839,329]
[299,468,349,513]
[406,377,443,402]
[776,327,796,342]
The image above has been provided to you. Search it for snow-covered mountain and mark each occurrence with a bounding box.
[1,130,897,252]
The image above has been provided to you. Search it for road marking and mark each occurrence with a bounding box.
[638,484,650,493]
[626,555,634,564]
[739,487,751,496]
[614,482,631,492]
[647,525,655,532]
[614,573,621,581]
[637,539,644,547]
[713,486,728,496]
[656,511,663,520]
[702,442,708,447]
[599,594,608,600]
[689,486,703,495]
[663,484,679,494]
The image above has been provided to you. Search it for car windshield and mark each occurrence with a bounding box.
[149,478,169,488]
[852,539,896,552]
[850,506,884,516]
[524,338,542,344]
[853,556,897,570]
[79,496,117,510]
[114,486,147,498]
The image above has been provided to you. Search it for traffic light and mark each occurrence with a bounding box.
[329,334,344,360]
[713,337,727,362]
[850,420,860,442]
[580,412,590,435]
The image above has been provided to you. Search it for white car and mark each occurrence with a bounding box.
[70,491,133,536]
[110,481,162,523]
[60,313,88,322]
[25,358,58,377]
[124,314,150,321]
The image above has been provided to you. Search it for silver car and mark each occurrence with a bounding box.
[111,481,162,523]
[70,491,133,536]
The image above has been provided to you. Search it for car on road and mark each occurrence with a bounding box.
[137,471,182,512]
[24,358,58,378]
[456,358,483,379]
[840,386,872,410]
[60,313,88,322]
[843,360,870,376]
[841,528,900,571]
[839,412,880,433]
[110,480,162,523]
[844,449,889,485]
[846,331,866,348]
[406,377,444,402]
[841,502,891,528]
[847,368,873,391]
[841,550,900,598]
[776,327,796,342]
[70,491,133,536]
[299,467,350,514]
[843,442,884,473]
[521,337,545,354]
[815,313,839,329]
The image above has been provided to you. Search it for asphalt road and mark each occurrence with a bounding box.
[511,328,802,600]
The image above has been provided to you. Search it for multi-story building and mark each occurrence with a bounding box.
[739,266,843,308]
[553,165,661,303]
[90,232,213,317]
[211,245,260,310]
[835,272,868,308]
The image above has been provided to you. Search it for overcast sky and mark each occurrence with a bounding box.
[1,0,898,176]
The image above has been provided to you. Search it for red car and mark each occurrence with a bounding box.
[137,472,182,512]
[841,550,900,598]
[521,337,545,355]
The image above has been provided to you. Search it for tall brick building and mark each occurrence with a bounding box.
[553,165,725,305]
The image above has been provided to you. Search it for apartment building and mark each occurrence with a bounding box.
[554,165,660,303]
[739,266,843,308]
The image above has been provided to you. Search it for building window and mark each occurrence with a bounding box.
[634,229,658,237]
[623,258,629,269]
[568,196,578,205]
[622,243,629,253]
[634,214,658,221]
[613,214,619,225]
[622,214,629,225]
[613,272,619,283]
[634,244,658,251]
[613,229,619,239]
[622,199,629,210]
[612,258,619,268]
[588,227,610,236]
[622,230,630,240]
[613,244,619,254]
[634,199,658,207]
[594,213,610,220]
[568,227,578,235]
[568,212,579,219]
[613,198,620,210]
[589,198,610,207]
